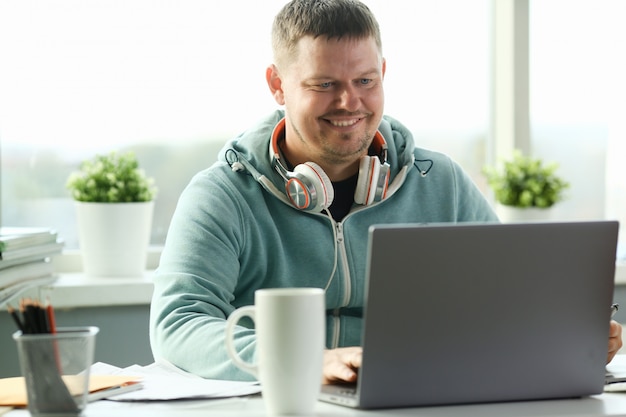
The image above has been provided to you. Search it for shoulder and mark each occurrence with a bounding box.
[410,146,468,180]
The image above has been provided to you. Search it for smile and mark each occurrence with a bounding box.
[327,118,362,127]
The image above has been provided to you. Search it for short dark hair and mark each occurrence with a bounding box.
[272,0,382,68]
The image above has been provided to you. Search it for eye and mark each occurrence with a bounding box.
[319,81,333,88]
[359,78,372,85]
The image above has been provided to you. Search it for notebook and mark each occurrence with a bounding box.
[320,220,619,409]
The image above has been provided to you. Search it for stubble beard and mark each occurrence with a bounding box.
[320,131,373,165]
[291,121,374,166]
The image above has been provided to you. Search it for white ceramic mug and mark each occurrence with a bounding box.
[225,287,325,416]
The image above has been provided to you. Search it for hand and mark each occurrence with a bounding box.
[608,320,623,364]
[322,347,362,384]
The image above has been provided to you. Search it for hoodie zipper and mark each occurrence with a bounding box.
[319,168,413,348]
[330,221,351,348]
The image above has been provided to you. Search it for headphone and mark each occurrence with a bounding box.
[269,118,390,212]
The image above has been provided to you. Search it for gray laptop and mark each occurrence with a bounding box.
[320,221,619,409]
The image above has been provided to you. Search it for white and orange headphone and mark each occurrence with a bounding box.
[269,118,391,212]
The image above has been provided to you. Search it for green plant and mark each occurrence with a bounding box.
[66,151,157,202]
[482,150,569,208]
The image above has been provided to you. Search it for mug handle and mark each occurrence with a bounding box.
[225,306,258,378]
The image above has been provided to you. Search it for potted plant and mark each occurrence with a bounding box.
[66,151,157,277]
[482,150,569,222]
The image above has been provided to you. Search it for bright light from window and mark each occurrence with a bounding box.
[0,0,489,250]
[0,1,283,157]
[0,1,488,153]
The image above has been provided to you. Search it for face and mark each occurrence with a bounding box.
[267,35,386,179]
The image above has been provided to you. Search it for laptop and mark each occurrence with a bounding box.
[320,220,619,409]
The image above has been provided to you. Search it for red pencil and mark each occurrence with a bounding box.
[46,298,57,334]
[44,297,62,372]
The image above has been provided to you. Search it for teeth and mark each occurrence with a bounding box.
[329,119,359,127]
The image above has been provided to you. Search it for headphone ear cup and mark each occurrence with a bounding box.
[290,162,334,212]
[355,156,381,205]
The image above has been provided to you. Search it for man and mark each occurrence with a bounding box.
[150,0,621,383]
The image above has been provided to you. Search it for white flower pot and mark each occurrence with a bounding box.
[495,204,553,223]
[75,201,154,277]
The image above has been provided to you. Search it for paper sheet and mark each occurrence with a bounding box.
[605,354,626,392]
[0,374,140,407]
[88,360,261,401]
[1,360,260,407]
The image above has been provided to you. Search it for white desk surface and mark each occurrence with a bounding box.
[5,393,626,417]
[6,355,626,417]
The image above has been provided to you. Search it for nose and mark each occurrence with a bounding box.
[337,84,360,111]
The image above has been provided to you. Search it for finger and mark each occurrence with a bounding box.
[339,365,359,382]
[322,364,358,384]
[610,320,622,338]
[323,356,359,383]
[346,349,363,369]
[322,348,362,384]
[607,325,623,364]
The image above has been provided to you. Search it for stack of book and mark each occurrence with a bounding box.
[0,227,64,305]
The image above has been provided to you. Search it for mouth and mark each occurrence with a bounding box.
[323,116,366,128]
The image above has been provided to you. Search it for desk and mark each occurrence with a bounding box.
[5,393,626,417]
[6,354,626,417]
[4,358,626,417]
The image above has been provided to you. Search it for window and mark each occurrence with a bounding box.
[370,1,489,182]
[0,0,489,255]
[0,1,281,249]
[529,0,625,258]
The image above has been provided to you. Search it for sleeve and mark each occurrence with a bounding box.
[148,168,258,381]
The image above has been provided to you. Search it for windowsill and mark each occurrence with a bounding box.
[0,272,154,311]
[40,272,155,309]
[14,249,159,309]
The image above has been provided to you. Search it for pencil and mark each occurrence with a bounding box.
[19,299,33,334]
[44,297,62,372]
[36,299,48,333]
[7,304,25,333]
[10,297,59,334]
[24,298,42,333]
[46,298,57,334]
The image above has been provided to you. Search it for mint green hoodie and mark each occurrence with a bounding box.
[150,110,498,380]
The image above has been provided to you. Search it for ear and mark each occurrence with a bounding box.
[381,57,386,79]
[266,64,285,105]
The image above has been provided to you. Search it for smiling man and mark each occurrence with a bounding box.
[149,0,621,384]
